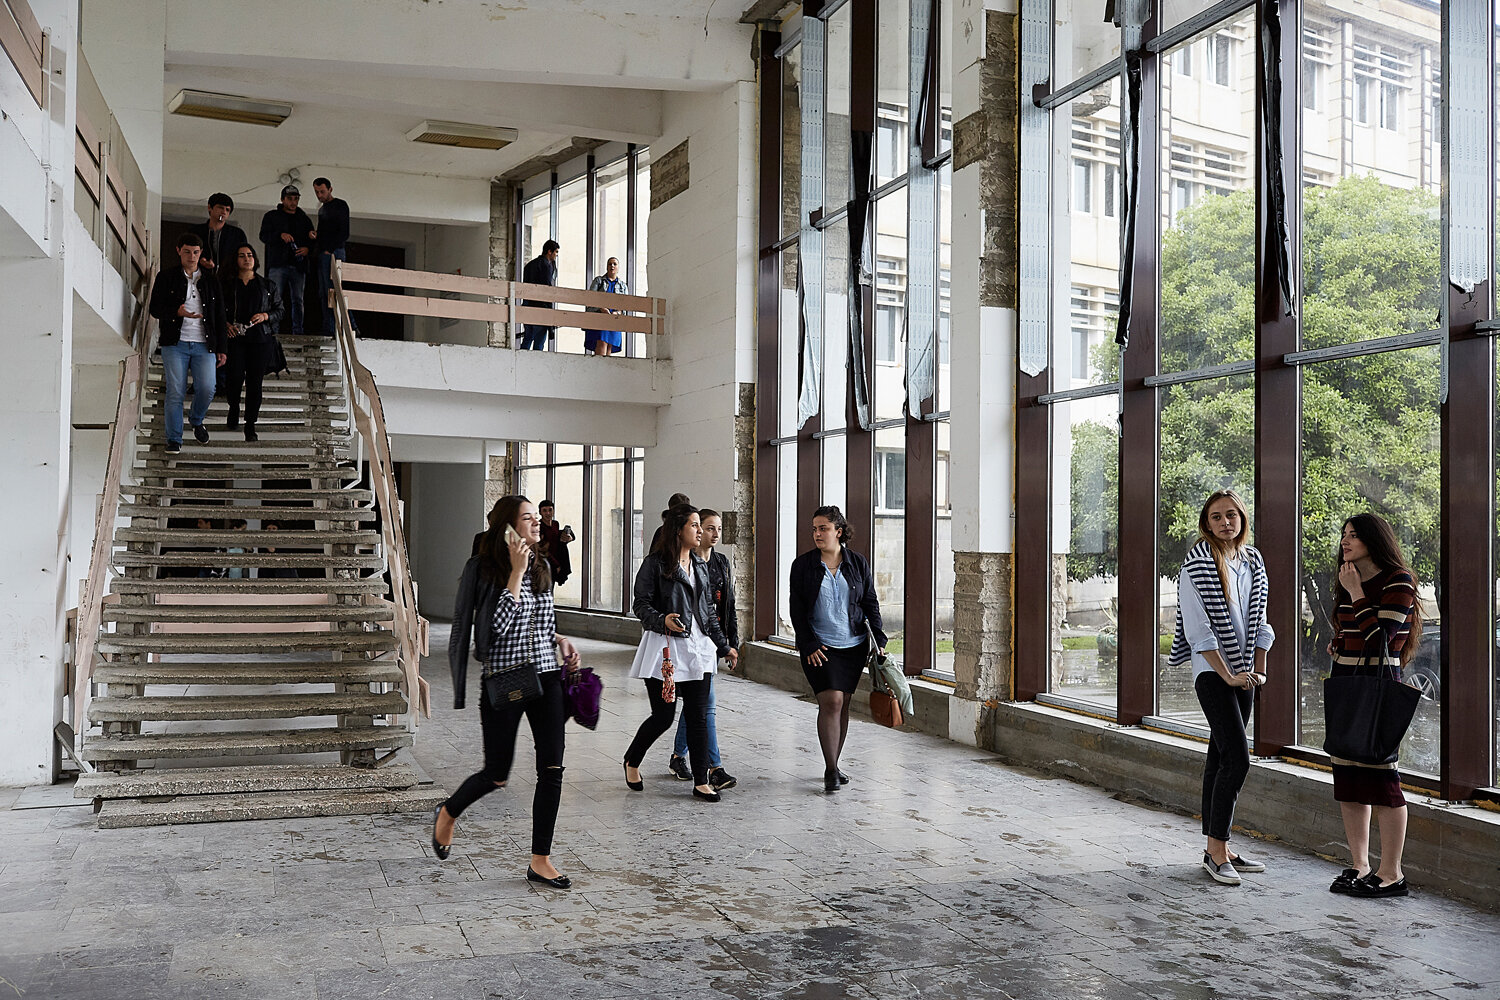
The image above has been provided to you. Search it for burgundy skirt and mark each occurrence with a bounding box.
[1332,762,1406,808]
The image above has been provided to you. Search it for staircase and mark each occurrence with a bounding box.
[74,332,444,828]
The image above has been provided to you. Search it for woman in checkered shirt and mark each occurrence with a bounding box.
[432,495,581,889]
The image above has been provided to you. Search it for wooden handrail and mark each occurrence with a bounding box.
[72,262,155,731]
[331,262,431,723]
[0,0,44,107]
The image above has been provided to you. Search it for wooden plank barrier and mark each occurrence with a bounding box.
[0,0,44,108]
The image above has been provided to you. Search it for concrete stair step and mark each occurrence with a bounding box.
[96,630,397,655]
[138,466,361,481]
[103,604,394,625]
[122,485,373,502]
[145,384,342,398]
[109,577,387,596]
[76,762,420,801]
[92,657,404,686]
[79,724,411,762]
[120,503,375,521]
[138,451,356,465]
[138,439,334,452]
[115,527,380,545]
[94,785,445,828]
[111,552,382,570]
[88,690,407,723]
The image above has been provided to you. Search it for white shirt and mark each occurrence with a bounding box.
[179,270,206,343]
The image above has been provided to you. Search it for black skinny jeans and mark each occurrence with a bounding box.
[1194,671,1253,842]
[444,671,566,856]
[624,677,711,784]
[223,337,266,426]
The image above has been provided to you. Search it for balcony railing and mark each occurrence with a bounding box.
[0,0,43,108]
[74,50,151,288]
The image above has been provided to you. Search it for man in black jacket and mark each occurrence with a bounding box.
[519,239,559,350]
[188,192,248,281]
[312,177,351,335]
[258,185,315,336]
[147,233,227,453]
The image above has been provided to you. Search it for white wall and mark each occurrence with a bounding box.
[413,223,489,346]
[406,462,486,619]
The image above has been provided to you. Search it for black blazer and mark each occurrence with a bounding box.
[223,274,283,344]
[448,556,501,710]
[148,268,228,352]
[788,546,887,657]
[633,551,730,657]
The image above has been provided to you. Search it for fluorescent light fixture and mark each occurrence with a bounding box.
[168,90,292,127]
[406,120,517,150]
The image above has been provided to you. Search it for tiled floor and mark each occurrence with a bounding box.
[3,627,1499,999]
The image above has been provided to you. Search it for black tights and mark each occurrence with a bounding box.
[444,672,566,856]
[816,689,852,772]
[624,677,711,784]
[223,337,265,427]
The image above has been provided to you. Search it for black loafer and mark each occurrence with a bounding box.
[692,786,721,802]
[430,804,451,861]
[836,769,850,785]
[527,866,572,889]
[1352,874,1409,898]
[1329,868,1362,894]
[824,770,840,794]
[623,761,643,791]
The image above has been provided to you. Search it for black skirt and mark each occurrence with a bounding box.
[802,640,868,695]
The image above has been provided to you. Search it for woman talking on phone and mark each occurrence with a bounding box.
[623,503,737,802]
[435,495,580,888]
[788,505,887,794]
[1166,490,1273,885]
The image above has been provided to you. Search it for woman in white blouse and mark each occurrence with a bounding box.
[1166,489,1273,886]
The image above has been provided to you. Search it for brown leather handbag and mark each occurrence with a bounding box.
[868,646,903,728]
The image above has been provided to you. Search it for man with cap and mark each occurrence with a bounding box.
[188,193,249,282]
[258,185,316,336]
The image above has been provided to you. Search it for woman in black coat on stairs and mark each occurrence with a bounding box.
[222,244,282,442]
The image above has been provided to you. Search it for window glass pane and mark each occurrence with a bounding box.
[1056,84,1122,388]
[1156,375,1255,726]
[594,157,628,277]
[629,458,645,590]
[823,434,847,514]
[779,249,800,435]
[554,177,588,355]
[783,45,803,237]
[521,193,550,276]
[874,426,906,661]
[1299,347,1441,778]
[1162,0,1249,31]
[776,444,799,637]
[635,148,651,296]
[875,189,907,421]
[1052,393,1119,714]
[1159,11,1255,373]
[588,460,625,612]
[824,223,849,431]
[1300,1,1440,349]
[937,160,952,404]
[825,5,852,213]
[555,444,584,465]
[935,419,954,675]
[876,0,909,186]
[551,461,584,608]
[1054,0,1120,85]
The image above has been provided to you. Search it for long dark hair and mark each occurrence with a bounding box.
[477,494,552,591]
[1196,489,1249,598]
[812,504,855,545]
[1334,512,1422,664]
[651,503,699,574]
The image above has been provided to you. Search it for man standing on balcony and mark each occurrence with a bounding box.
[519,239,560,350]
[148,233,227,454]
[259,185,315,337]
[311,177,351,335]
[188,193,248,281]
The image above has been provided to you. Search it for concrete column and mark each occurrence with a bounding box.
[947,1,1021,748]
[488,181,516,347]
[484,441,517,514]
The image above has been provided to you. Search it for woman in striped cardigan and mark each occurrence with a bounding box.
[1327,513,1420,899]
[1167,490,1273,886]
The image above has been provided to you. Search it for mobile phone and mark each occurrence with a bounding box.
[505,525,525,546]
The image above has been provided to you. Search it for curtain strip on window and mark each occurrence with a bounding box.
[906,0,938,412]
[1259,0,1294,316]
[797,15,827,428]
[1113,50,1143,348]
[847,127,875,430]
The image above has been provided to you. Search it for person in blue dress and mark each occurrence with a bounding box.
[585,256,628,356]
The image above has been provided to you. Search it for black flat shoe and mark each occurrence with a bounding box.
[623,761,643,791]
[692,786,721,802]
[244,424,258,442]
[430,804,451,861]
[837,769,850,785]
[527,866,572,889]
[1352,874,1409,898]
[1329,868,1363,894]
[824,770,840,794]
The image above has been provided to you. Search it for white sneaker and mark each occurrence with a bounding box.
[1202,852,1242,885]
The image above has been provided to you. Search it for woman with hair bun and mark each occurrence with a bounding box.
[788,505,887,794]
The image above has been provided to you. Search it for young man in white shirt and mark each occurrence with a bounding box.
[147,233,228,452]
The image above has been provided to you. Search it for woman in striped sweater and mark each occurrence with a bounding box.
[1327,513,1420,899]
[1167,490,1273,886]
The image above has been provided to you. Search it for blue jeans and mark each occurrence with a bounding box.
[268,264,304,336]
[674,674,720,767]
[160,341,217,445]
[519,325,551,350]
[317,249,349,335]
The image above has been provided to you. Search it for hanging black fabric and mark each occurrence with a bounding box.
[915,0,940,158]
[1114,51,1143,348]
[847,128,874,431]
[1259,2,1294,316]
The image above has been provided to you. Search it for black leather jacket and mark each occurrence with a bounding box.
[223,274,284,344]
[448,555,501,710]
[633,551,730,657]
[788,546,887,657]
[148,267,228,351]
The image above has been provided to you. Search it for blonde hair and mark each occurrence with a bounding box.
[1196,490,1250,597]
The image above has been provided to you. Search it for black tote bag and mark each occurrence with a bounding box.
[1322,631,1421,766]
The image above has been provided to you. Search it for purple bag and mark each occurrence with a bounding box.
[562,666,603,730]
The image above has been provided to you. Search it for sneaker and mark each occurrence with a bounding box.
[709,766,737,791]
[1202,852,1241,886]
[193,423,210,444]
[667,754,692,781]
[165,441,182,454]
[1228,854,1265,873]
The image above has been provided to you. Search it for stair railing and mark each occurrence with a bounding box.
[330,261,430,723]
[72,262,157,731]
